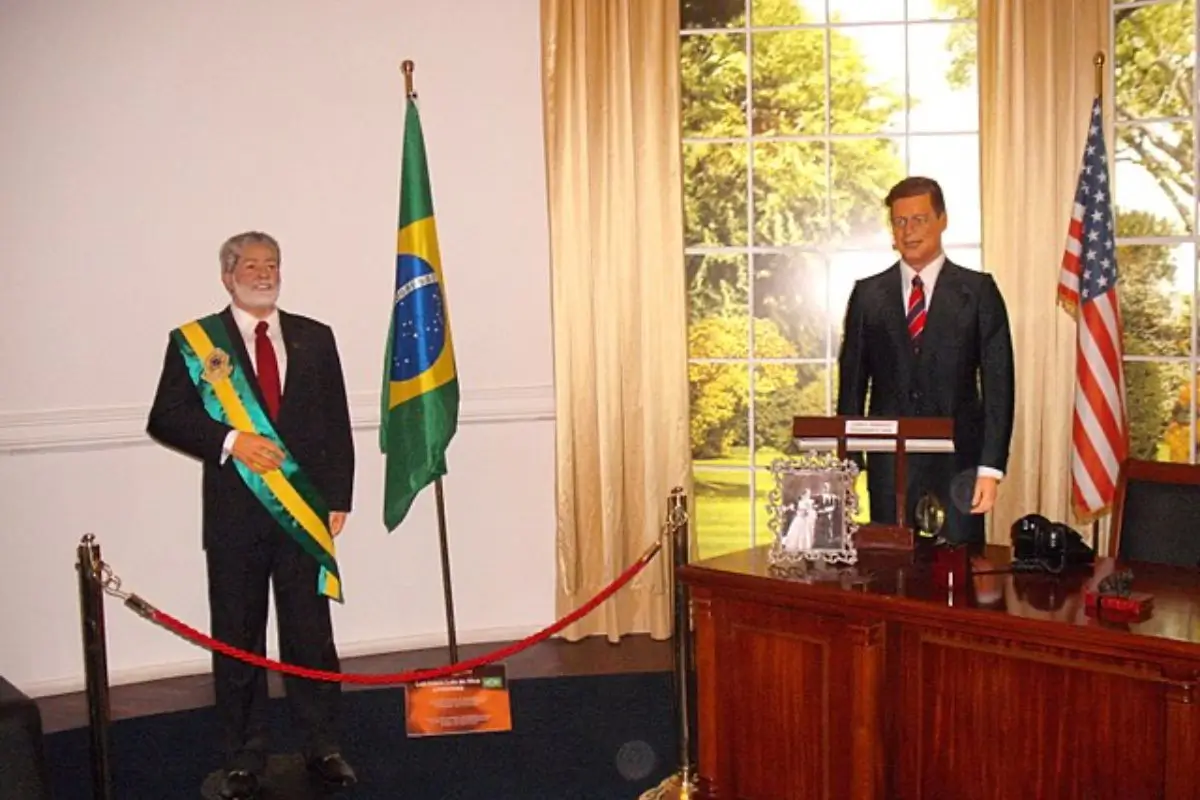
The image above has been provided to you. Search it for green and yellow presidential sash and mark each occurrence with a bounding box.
[171,314,342,602]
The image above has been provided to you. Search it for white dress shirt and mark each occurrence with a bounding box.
[900,252,945,309]
[222,305,287,459]
[899,253,1003,483]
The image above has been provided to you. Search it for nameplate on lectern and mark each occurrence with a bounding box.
[844,419,898,436]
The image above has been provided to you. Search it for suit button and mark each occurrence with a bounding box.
[910,390,921,402]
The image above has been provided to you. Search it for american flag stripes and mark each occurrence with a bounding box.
[1058,96,1129,520]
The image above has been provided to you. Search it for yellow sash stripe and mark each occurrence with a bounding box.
[319,571,341,599]
[177,321,336,558]
[260,471,335,557]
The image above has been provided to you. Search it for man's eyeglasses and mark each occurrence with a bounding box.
[891,214,935,231]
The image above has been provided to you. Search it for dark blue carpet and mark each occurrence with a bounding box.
[45,672,678,800]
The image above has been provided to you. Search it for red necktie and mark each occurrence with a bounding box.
[254,321,281,420]
[907,275,926,342]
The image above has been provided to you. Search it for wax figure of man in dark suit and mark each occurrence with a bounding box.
[146,231,357,799]
[836,177,1015,544]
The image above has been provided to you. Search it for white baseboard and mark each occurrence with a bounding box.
[23,625,547,698]
[0,384,554,454]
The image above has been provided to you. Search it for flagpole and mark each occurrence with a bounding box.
[435,477,459,663]
[402,59,416,99]
[400,57,459,664]
[1092,50,1106,553]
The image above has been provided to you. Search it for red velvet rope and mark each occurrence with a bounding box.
[137,540,662,686]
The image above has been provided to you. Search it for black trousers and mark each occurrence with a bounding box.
[206,526,342,773]
[865,452,985,545]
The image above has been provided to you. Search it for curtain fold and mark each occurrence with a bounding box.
[540,0,690,641]
[979,0,1110,545]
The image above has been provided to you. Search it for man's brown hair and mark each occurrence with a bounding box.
[885,176,945,217]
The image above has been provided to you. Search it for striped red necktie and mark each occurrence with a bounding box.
[907,275,926,342]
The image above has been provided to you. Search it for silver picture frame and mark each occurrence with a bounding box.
[767,452,861,571]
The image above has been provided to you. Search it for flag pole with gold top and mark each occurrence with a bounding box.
[386,58,460,664]
[1091,48,1106,551]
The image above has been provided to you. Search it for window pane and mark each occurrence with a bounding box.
[682,0,747,30]
[692,466,752,560]
[907,133,981,243]
[830,138,906,247]
[1115,244,1193,358]
[690,362,750,458]
[754,363,829,466]
[830,25,906,133]
[1114,122,1195,236]
[829,250,895,353]
[829,0,903,23]
[687,254,750,337]
[753,251,828,358]
[907,23,978,133]
[754,468,774,547]
[753,140,827,245]
[907,0,977,20]
[1113,0,1195,121]
[751,0,825,25]
[689,309,752,360]
[1126,361,1189,461]
[683,34,747,138]
[685,143,749,246]
[751,30,826,136]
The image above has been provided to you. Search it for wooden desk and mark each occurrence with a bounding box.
[680,546,1200,800]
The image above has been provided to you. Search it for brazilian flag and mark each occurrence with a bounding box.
[380,96,459,531]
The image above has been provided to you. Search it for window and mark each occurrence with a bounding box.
[1110,0,1198,463]
[682,0,980,559]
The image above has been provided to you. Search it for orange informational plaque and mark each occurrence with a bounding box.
[404,664,513,737]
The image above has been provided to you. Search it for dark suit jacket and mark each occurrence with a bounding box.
[146,307,355,551]
[836,260,1014,533]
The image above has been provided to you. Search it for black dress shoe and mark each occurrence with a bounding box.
[218,769,260,799]
[307,753,357,787]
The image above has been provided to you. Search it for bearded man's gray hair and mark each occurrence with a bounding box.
[219,231,281,274]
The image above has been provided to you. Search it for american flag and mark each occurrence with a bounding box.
[1058,96,1128,520]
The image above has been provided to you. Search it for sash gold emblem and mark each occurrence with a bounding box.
[202,348,233,384]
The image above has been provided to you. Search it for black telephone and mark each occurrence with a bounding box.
[1010,514,1095,574]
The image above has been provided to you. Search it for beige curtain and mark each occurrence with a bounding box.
[540,0,691,641]
[979,0,1111,546]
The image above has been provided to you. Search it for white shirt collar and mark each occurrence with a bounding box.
[229,303,281,339]
[900,252,946,290]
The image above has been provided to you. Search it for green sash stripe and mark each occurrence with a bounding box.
[172,315,340,590]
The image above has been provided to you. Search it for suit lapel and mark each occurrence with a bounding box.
[220,306,273,417]
[922,260,968,354]
[879,263,915,369]
[277,310,303,410]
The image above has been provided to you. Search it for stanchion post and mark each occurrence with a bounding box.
[76,534,114,800]
[668,487,696,794]
[641,487,697,800]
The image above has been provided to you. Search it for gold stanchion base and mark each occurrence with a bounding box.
[639,771,699,799]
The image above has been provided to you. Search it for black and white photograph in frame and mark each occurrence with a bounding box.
[767,452,860,569]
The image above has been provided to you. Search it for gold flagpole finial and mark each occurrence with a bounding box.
[1094,51,1105,102]
[402,60,416,99]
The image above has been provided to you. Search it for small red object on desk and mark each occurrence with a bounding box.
[1084,590,1154,618]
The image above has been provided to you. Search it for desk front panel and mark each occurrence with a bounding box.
[684,548,1200,800]
[892,622,1183,799]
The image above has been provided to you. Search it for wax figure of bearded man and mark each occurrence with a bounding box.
[147,231,356,799]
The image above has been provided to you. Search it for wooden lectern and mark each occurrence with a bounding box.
[791,415,955,549]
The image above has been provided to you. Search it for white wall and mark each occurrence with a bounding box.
[0,0,556,696]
